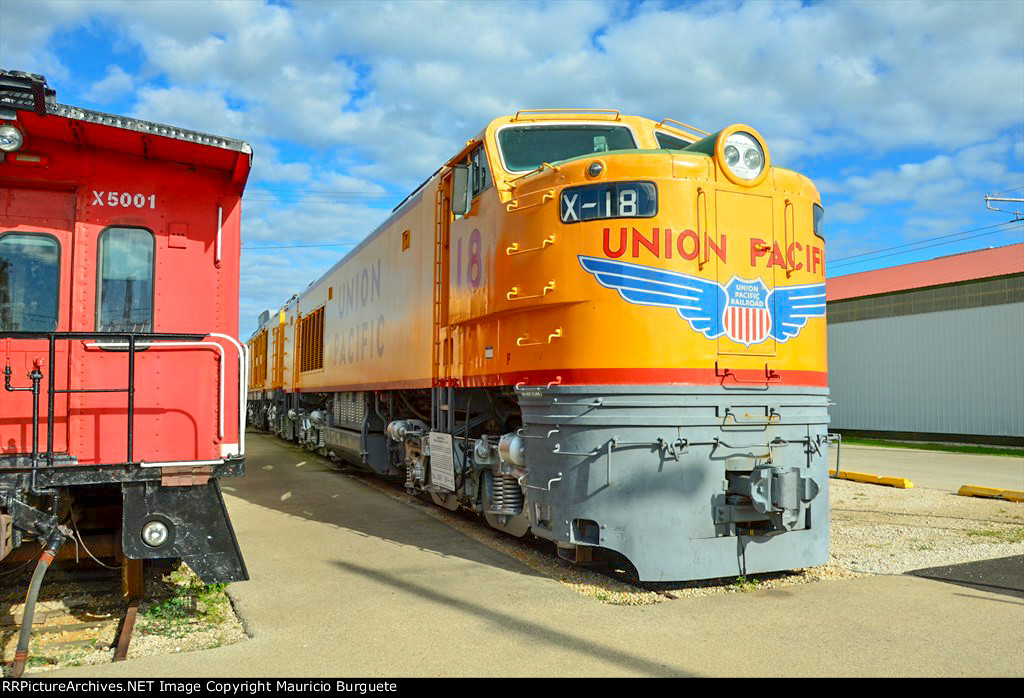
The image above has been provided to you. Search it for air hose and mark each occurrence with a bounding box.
[12,526,69,679]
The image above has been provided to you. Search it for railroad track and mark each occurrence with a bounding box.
[1,560,146,674]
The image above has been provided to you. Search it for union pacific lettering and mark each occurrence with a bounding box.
[602,227,824,275]
[332,258,386,366]
[750,237,824,275]
[338,260,382,319]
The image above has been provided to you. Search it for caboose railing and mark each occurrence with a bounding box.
[0,331,247,492]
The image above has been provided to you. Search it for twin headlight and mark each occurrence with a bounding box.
[716,125,768,186]
[723,132,763,179]
[684,124,770,187]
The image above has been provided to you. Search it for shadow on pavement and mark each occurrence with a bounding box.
[907,555,1024,599]
[331,558,695,677]
[225,432,544,579]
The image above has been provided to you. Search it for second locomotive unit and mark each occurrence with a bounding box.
[249,110,829,582]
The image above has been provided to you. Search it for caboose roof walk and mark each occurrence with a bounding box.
[0,70,251,182]
[826,242,1024,302]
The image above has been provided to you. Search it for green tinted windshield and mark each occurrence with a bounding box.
[497,125,637,172]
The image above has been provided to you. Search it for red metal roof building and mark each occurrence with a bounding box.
[827,243,1024,301]
[825,243,1023,444]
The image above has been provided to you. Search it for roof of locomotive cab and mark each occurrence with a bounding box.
[0,70,251,183]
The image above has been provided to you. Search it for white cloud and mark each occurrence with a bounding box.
[85,64,133,103]
[130,85,252,138]
[829,202,868,224]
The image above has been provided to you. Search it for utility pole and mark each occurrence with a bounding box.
[985,190,1023,221]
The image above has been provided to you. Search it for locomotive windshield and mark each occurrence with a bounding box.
[497,124,636,172]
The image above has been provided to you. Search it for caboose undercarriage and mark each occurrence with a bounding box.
[249,382,829,582]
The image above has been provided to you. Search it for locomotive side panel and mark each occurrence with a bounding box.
[295,186,436,392]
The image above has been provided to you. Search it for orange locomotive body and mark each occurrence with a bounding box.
[250,110,831,581]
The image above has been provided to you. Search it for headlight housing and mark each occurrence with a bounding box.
[141,519,170,547]
[714,124,770,187]
[0,124,24,153]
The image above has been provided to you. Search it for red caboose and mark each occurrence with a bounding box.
[0,71,249,584]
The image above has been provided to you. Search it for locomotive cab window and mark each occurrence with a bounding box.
[97,227,155,332]
[452,145,492,217]
[470,145,491,197]
[0,233,60,331]
[655,131,694,150]
[497,124,637,172]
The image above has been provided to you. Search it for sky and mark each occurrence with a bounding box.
[2,0,1022,339]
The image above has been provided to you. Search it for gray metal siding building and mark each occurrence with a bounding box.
[826,246,1024,443]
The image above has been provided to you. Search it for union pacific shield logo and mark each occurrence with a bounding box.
[723,277,771,347]
[577,255,826,344]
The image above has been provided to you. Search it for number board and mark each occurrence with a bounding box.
[559,181,657,223]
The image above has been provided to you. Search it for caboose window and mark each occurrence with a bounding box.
[97,227,154,332]
[497,124,637,172]
[0,233,60,331]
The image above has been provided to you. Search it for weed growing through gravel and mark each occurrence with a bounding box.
[139,565,234,639]
[965,527,1024,544]
[732,576,758,592]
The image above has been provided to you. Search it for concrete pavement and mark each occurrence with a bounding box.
[54,433,1024,678]
[828,443,1023,491]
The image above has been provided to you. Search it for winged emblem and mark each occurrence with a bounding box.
[578,255,825,345]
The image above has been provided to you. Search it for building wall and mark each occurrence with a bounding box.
[827,274,1024,439]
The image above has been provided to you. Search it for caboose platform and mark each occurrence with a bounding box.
[45,433,1024,678]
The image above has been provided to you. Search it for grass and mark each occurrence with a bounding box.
[140,564,233,638]
[965,527,1024,544]
[733,576,758,592]
[842,437,1024,458]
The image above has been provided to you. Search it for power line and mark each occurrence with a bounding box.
[246,188,397,196]
[830,223,1023,270]
[242,242,360,250]
[830,219,1021,263]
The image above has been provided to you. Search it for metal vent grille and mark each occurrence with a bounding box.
[332,392,366,430]
[271,324,285,388]
[298,306,325,373]
[249,329,268,387]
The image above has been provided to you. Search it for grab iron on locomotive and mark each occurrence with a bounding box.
[248,109,830,581]
[0,69,250,615]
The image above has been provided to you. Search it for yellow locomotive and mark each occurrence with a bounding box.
[248,110,829,581]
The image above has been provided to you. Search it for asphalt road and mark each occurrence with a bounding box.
[828,444,1023,491]
[53,433,1024,678]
